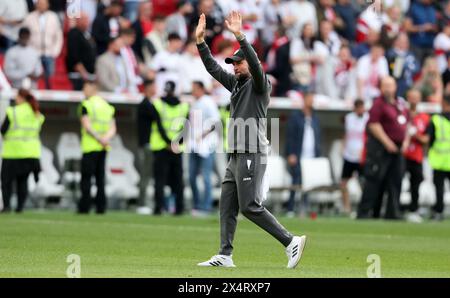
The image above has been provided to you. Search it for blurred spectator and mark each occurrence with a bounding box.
[404,0,438,63]
[280,0,318,39]
[0,0,28,52]
[66,12,97,91]
[142,15,167,66]
[132,1,154,61]
[341,99,368,214]
[425,93,450,221]
[315,20,342,58]
[150,33,184,95]
[314,20,343,95]
[261,0,284,48]
[285,93,321,217]
[4,27,42,89]
[357,76,408,220]
[334,0,358,42]
[0,65,10,91]
[188,81,220,215]
[414,56,443,103]
[120,28,147,94]
[152,0,178,16]
[386,32,420,98]
[433,23,450,73]
[355,1,384,43]
[124,0,143,23]
[380,4,403,49]
[96,37,132,93]
[316,0,344,33]
[180,39,212,94]
[439,0,450,28]
[289,23,320,93]
[356,44,389,102]
[189,0,225,47]
[218,0,262,45]
[79,0,100,31]
[267,27,292,96]
[167,0,194,44]
[442,52,450,87]
[210,39,234,100]
[402,88,429,223]
[23,0,63,89]
[325,45,357,100]
[351,29,380,59]
[92,0,130,56]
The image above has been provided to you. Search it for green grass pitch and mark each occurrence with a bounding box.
[0,211,449,277]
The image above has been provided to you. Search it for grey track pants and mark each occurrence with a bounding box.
[219,153,293,256]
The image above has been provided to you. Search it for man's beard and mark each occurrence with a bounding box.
[235,72,249,81]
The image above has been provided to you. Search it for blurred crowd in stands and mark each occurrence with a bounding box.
[0,0,449,103]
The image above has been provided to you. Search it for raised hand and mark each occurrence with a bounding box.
[225,11,243,37]
[196,13,206,44]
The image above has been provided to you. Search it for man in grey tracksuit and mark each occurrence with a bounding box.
[195,11,306,269]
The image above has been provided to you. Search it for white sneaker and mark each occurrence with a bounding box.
[197,255,236,267]
[406,212,423,223]
[286,235,307,269]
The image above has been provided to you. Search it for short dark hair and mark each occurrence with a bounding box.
[120,27,135,37]
[110,0,123,7]
[18,27,31,39]
[143,79,155,87]
[444,93,450,105]
[168,32,182,41]
[192,81,205,90]
[107,36,120,46]
[152,14,166,22]
[354,98,364,108]
[176,0,188,9]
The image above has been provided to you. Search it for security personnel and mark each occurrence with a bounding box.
[151,81,189,215]
[78,80,116,214]
[1,89,44,213]
[357,76,408,220]
[425,94,450,221]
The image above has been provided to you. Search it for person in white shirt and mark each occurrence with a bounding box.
[280,0,318,39]
[341,99,368,214]
[0,0,28,50]
[149,33,184,96]
[179,39,212,94]
[23,0,63,89]
[434,24,450,74]
[188,81,221,215]
[356,44,389,103]
[3,27,43,89]
[166,0,193,43]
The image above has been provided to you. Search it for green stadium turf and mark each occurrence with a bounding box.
[0,211,449,278]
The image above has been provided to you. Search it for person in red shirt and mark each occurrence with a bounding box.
[357,76,409,219]
[402,88,430,223]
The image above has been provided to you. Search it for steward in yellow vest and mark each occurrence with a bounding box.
[78,81,116,214]
[426,94,450,221]
[151,81,189,215]
[1,89,44,213]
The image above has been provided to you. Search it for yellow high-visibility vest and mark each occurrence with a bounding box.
[428,114,450,171]
[150,98,189,152]
[79,95,115,153]
[2,102,44,159]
